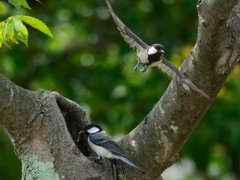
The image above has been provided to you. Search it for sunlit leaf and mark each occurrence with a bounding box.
[16,32,27,46]
[21,24,28,38]
[8,0,22,9]
[0,29,11,48]
[2,22,8,39]
[0,1,5,14]
[35,0,42,4]
[1,39,11,48]
[13,18,23,32]
[17,15,53,38]
[9,37,19,44]
[6,19,14,40]
[21,0,31,10]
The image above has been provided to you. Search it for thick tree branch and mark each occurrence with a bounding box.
[116,0,240,179]
[0,74,114,179]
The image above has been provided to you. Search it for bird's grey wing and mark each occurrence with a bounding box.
[113,153,145,174]
[89,132,126,157]
[159,58,209,99]
[106,1,149,50]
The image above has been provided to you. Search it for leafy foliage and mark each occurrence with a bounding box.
[7,0,40,9]
[0,16,52,48]
[8,0,22,9]
[20,0,31,10]
[13,18,23,32]
[0,1,5,14]
[18,16,53,38]
[0,0,51,48]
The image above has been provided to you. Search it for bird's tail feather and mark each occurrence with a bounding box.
[159,58,210,99]
[113,153,145,174]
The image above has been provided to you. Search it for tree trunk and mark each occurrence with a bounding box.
[0,0,240,179]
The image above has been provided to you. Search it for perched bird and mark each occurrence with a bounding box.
[106,1,209,99]
[79,124,145,174]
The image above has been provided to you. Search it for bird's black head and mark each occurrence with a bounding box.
[80,124,103,136]
[149,44,165,54]
[147,44,165,64]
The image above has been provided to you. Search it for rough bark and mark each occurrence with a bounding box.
[0,0,240,179]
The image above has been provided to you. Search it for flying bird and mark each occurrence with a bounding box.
[79,124,145,174]
[106,1,209,99]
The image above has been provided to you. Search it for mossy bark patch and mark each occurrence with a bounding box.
[21,155,59,180]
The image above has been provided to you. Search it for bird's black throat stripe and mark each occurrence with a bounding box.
[147,52,162,64]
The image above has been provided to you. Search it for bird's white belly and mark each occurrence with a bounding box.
[137,49,148,64]
[88,138,115,159]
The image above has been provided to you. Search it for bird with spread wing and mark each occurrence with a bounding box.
[106,1,209,99]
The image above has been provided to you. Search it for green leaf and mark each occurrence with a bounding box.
[2,40,11,48]
[8,0,22,9]
[2,22,8,39]
[0,42,2,48]
[9,37,19,44]
[35,0,42,4]
[6,19,15,40]
[13,18,23,32]
[18,25,28,46]
[0,29,11,48]
[16,32,27,46]
[0,1,5,14]
[21,24,28,38]
[21,0,31,9]
[17,15,53,38]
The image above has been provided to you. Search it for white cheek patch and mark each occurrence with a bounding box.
[87,127,100,134]
[148,47,158,55]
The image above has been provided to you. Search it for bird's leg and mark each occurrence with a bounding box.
[109,159,117,180]
[98,156,103,160]
[134,61,140,72]
[88,156,103,161]
[140,65,148,72]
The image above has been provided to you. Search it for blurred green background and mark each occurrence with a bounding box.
[0,0,240,179]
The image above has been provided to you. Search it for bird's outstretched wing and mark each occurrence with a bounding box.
[106,1,209,99]
[106,1,149,50]
[159,58,210,99]
[89,131,126,157]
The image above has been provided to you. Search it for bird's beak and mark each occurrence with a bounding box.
[76,130,85,142]
[160,49,165,53]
